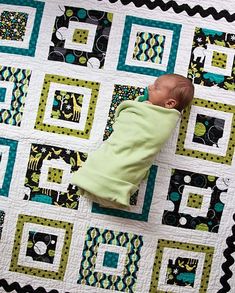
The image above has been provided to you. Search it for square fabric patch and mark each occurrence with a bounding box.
[72,29,89,44]
[132,32,166,64]
[212,51,227,68]
[26,231,57,264]
[166,257,198,287]
[0,11,28,41]
[176,98,235,165]
[117,16,181,76]
[0,210,5,239]
[188,27,235,91]
[0,65,31,126]
[51,90,83,123]
[48,6,113,68]
[103,251,119,269]
[150,239,214,292]
[24,143,87,209]
[47,167,63,184]
[77,226,143,291]
[187,193,203,208]
[162,168,229,232]
[34,74,100,139]
[10,214,73,280]
[0,0,44,56]
[0,137,18,197]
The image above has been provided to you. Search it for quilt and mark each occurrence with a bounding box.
[0,0,234,292]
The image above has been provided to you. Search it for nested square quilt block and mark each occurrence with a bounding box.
[34,74,100,139]
[162,168,229,233]
[188,27,235,91]
[117,16,181,76]
[176,98,235,165]
[0,0,44,56]
[48,6,113,68]
[10,214,73,280]
[78,226,143,291]
[0,65,31,126]
[24,143,87,209]
[150,239,214,292]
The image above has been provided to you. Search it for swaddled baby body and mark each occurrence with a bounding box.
[71,74,194,208]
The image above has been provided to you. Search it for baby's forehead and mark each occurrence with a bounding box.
[155,75,178,86]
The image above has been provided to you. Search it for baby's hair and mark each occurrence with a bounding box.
[167,74,194,112]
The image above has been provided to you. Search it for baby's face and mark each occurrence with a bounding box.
[148,76,176,107]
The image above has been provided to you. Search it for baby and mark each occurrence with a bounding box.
[71,74,194,208]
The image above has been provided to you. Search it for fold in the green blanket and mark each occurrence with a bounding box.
[71,99,181,207]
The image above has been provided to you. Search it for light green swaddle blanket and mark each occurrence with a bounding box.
[71,99,180,207]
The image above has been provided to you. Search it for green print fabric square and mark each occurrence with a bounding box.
[47,167,63,184]
[187,193,203,209]
[212,51,228,68]
[73,29,89,44]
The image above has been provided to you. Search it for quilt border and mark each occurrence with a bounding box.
[99,0,235,22]
[0,278,59,293]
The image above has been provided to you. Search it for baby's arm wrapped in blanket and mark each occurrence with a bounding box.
[71,100,180,207]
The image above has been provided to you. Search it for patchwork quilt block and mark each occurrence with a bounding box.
[34,74,100,139]
[0,0,44,56]
[117,16,181,76]
[0,65,31,126]
[48,6,113,68]
[0,0,234,292]
[24,143,87,209]
[188,27,235,91]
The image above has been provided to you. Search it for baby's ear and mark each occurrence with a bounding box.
[165,98,177,109]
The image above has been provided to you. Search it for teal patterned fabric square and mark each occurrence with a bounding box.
[103,251,119,268]
[133,31,165,64]
[0,88,6,102]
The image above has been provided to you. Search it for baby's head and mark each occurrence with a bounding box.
[148,74,194,112]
